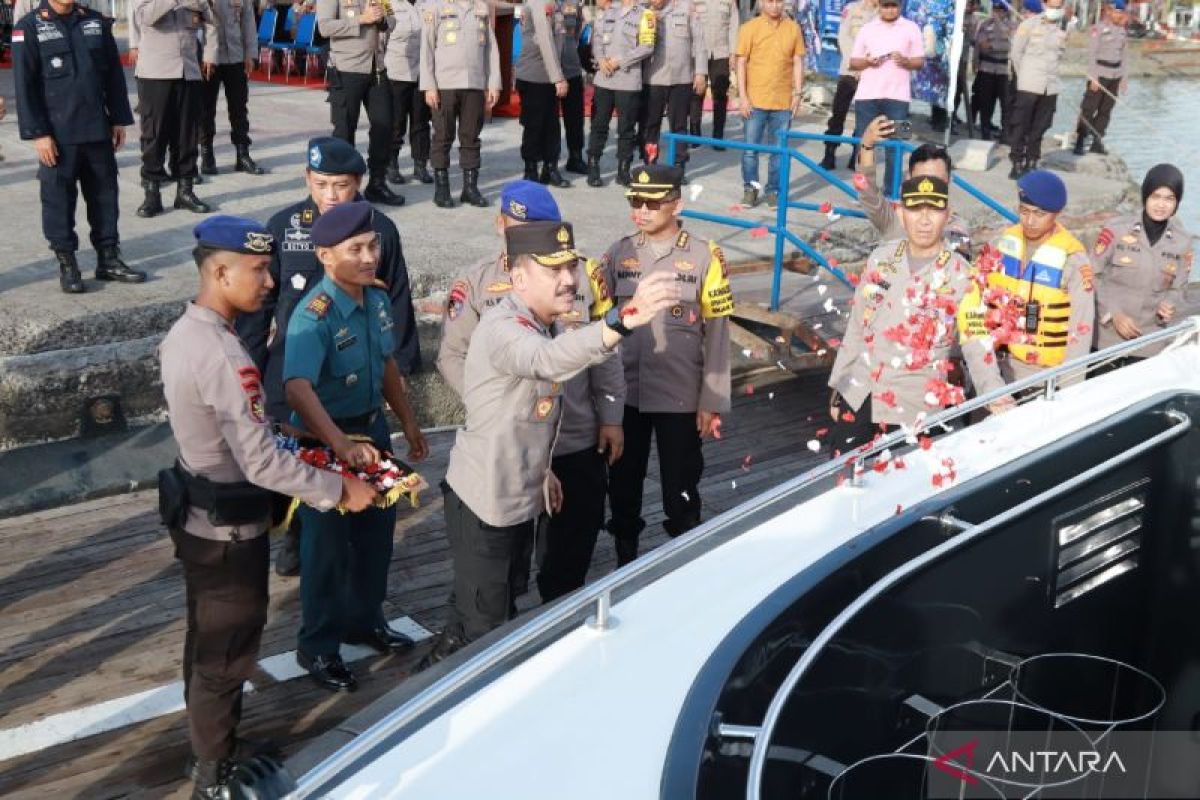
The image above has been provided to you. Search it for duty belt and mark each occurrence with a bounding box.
[1097,58,1122,68]
[333,408,382,431]
[177,463,275,528]
[980,53,1009,64]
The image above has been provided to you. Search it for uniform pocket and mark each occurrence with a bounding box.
[331,338,367,377]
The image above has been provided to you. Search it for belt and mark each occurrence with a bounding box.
[333,408,382,431]
[980,53,1009,64]
[1097,59,1122,68]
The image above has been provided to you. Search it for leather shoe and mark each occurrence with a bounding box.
[297,651,357,692]
[416,630,469,672]
[344,625,416,654]
[184,737,281,781]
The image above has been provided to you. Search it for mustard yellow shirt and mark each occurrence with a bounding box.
[735,15,805,111]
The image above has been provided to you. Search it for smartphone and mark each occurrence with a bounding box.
[888,119,913,140]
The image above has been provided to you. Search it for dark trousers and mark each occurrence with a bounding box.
[559,74,586,157]
[39,141,119,253]
[388,78,431,162]
[971,71,1008,135]
[688,56,731,140]
[328,67,393,177]
[537,447,607,603]
[608,406,704,548]
[517,78,560,163]
[1008,90,1057,164]
[442,483,535,642]
[138,77,202,182]
[171,528,269,761]
[430,88,485,170]
[587,86,641,163]
[1076,76,1121,142]
[828,394,896,456]
[200,62,252,147]
[642,83,693,164]
[824,74,858,142]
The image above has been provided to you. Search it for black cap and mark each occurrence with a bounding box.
[900,175,949,209]
[307,136,367,176]
[311,200,374,247]
[505,221,579,266]
[625,164,684,200]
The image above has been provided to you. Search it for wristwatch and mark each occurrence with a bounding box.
[604,306,634,337]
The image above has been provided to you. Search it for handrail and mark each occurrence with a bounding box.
[746,407,1193,798]
[289,321,1200,798]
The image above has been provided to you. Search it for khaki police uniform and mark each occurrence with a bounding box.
[856,169,972,256]
[687,0,738,142]
[971,13,1014,139]
[199,0,258,160]
[1007,14,1065,169]
[822,0,874,166]
[640,0,707,167]
[160,302,341,761]
[385,0,432,176]
[1074,18,1127,154]
[557,0,587,170]
[514,0,568,171]
[587,0,656,177]
[1093,216,1195,355]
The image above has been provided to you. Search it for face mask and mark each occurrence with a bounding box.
[1043,7,1063,20]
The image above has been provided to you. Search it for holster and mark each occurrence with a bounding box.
[157,463,190,530]
[165,461,278,528]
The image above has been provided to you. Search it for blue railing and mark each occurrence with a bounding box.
[661,129,1018,311]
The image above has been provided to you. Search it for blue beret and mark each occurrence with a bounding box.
[311,200,375,247]
[500,180,562,222]
[1111,0,1126,9]
[1017,170,1067,213]
[194,215,275,255]
[1023,0,1042,12]
[307,136,366,176]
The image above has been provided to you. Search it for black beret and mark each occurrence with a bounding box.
[311,201,375,247]
[307,136,367,176]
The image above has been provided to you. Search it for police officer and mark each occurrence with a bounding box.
[13,0,145,293]
[133,0,217,217]
[318,0,406,205]
[515,0,571,187]
[384,0,434,185]
[199,0,264,177]
[640,0,707,177]
[819,0,875,170]
[283,201,428,692]
[586,0,655,187]
[236,137,420,576]
[1007,0,1066,179]
[1093,164,1194,364]
[420,221,677,667]
[971,0,1014,141]
[602,164,731,566]
[159,215,376,798]
[687,0,738,146]
[436,180,626,603]
[556,0,588,176]
[419,0,501,208]
[828,176,1010,449]
[1072,0,1128,156]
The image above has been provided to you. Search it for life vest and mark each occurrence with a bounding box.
[988,223,1086,367]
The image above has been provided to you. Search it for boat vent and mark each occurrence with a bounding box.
[1052,487,1147,608]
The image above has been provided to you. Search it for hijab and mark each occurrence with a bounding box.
[1141,163,1184,247]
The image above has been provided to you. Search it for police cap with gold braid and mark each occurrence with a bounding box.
[900,175,950,210]
[625,164,684,200]
[505,221,580,267]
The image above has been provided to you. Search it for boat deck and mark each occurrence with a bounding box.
[0,372,829,799]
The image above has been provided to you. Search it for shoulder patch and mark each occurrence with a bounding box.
[237,365,267,424]
[306,292,332,318]
[447,280,469,320]
[1094,227,1113,256]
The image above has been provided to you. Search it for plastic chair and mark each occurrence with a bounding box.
[275,12,316,82]
[256,7,278,76]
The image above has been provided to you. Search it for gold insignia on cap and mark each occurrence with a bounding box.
[637,170,650,184]
[556,226,571,245]
[918,178,935,194]
[244,231,274,253]
[508,199,527,219]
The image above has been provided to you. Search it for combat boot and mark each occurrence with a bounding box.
[235,145,265,175]
[540,162,571,188]
[136,180,163,218]
[524,160,540,181]
[1072,133,1087,156]
[55,251,85,294]
[433,168,454,208]
[199,142,217,176]
[460,168,488,207]
[1089,139,1107,155]
[364,175,406,206]
[1007,159,1022,180]
[96,246,147,283]
[565,149,588,174]
[819,142,837,171]
[413,160,434,184]
[174,179,211,213]
[586,156,603,188]
[1024,157,1038,175]
[386,153,406,184]
[616,158,632,186]
[190,758,233,800]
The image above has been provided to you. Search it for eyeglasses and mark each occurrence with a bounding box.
[627,197,670,210]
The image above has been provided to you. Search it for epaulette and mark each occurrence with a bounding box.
[515,315,541,333]
[305,292,332,318]
[675,229,690,250]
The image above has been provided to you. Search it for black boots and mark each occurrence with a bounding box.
[199,142,217,176]
[1090,138,1107,155]
[616,158,632,187]
[96,246,147,283]
[1073,133,1088,156]
[540,162,570,188]
[1008,159,1023,180]
[565,149,588,174]
[137,180,163,218]
[586,156,602,188]
[55,251,84,294]
[433,168,454,208]
[524,160,539,181]
[413,160,434,184]
[1009,158,1036,180]
[190,758,233,800]
[460,168,488,207]
[387,154,407,184]
[174,179,211,213]
[819,143,837,171]
[364,174,405,206]
[235,145,264,175]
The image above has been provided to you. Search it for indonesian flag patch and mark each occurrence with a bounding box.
[12,29,24,43]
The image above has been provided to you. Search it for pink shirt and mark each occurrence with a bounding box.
[850,17,924,102]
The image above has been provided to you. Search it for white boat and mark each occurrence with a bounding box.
[245,320,1200,799]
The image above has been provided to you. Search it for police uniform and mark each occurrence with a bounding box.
[12,0,143,294]
[586,0,656,187]
[820,0,874,170]
[971,10,1015,140]
[602,165,731,565]
[686,0,737,143]
[640,0,706,171]
[159,217,342,792]
[318,0,405,205]
[133,0,217,215]
[199,0,263,177]
[282,201,417,688]
[384,0,433,184]
[1007,11,1065,177]
[419,0,501,208]
[515,0,571,186]
[556,0,587,176]
[857,166,972,256]
[1073,8,1127,156]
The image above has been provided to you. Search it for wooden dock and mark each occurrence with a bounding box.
[0,371,832,799]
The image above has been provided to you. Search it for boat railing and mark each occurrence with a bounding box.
[290,319,1200,798]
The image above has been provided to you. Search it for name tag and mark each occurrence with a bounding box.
[336,335,358,351]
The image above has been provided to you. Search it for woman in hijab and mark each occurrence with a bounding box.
[1092,163,1194,364]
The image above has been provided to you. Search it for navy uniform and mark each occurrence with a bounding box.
[586,0,656,187]
[159,217,343,797]
[13,0,144,293]
[282,201,419,692]
[602,164,732,565]
[199,0,264,177]
[1073,0,1128,156]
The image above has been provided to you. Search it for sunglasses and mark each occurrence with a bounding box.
[627,196,672,210]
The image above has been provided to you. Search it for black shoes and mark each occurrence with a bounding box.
[416,630,469,672]
[137,179,163,218]
[175,179,211,213]
[460,168,488,207]
[413,160,434,184]
[524,160,540,181]
[433,168,454,208]
[615,158,632,186]
[1072,135,1088,156]
[297,651,357,692]
[184,737,280,782]
[235,145,265,175]
[190,758,234,800]
[1008,159,1023,180]
[614,536,638,568]
[199,143,218,176]
[819,144,837,171]
[345,624,416,654]
[586,156,603,188]
[55,250,84,294]
[564,150,588,174]
[1090,139,1107,155]
[365,175,405,206]
[386,154,408,185]
[96,246,147,283]
[540,162,571,188]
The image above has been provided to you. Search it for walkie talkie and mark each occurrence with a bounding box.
[1024,299,1041,333]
